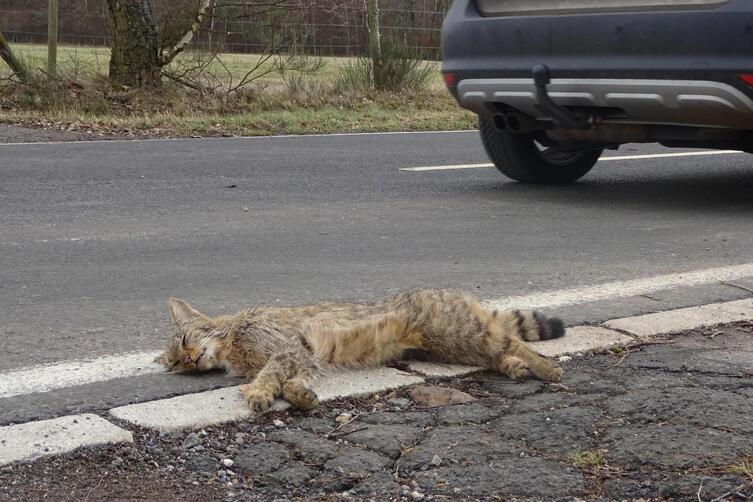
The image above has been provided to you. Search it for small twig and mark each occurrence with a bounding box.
[163,71,205,92]
[639,293,662,302]
[706,330,723,339]
[327,425,368,438]
[323,412,362,438]
[618,339,678,350]
[697,478,706,502]
[226,53,276,93]
[548,382,573,392]
[83,473,106,501]
[709,481,753,502]
[465,378,513,384]
[721,281,753,296]
[608,346,631,368]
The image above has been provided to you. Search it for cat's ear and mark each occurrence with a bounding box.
[167,298,206,324]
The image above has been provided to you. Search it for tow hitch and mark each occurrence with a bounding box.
[532,65,592,129]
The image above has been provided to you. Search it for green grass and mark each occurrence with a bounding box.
[0,43,475,137]
[570,450,606,469]
[727,460,753,480]
[7,44,111,76]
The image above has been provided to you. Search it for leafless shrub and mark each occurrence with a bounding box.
[337,37,433,93]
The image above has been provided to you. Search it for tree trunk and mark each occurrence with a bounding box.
[0,29,31,82]
[106,0,161,87]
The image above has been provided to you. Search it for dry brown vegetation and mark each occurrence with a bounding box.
[0,44,475,138]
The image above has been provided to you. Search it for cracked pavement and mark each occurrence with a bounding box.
[1,322,752,501]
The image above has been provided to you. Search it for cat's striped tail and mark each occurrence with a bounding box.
[510,310,565,342]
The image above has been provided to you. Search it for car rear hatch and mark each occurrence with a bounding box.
[442,0,751,83]
[476,0,730,16]
[442,0,753,129]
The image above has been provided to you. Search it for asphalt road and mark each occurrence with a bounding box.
[2,131,753,374]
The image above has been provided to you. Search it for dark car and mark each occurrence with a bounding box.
[441,0,753,183]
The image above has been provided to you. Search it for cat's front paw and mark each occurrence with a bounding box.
[240,384,275,414]
[545,365,563,382]
[282,380,319,410]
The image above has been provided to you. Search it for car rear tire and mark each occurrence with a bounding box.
[479,116,602,184]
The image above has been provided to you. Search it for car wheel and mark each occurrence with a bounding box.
[479,116,602,184]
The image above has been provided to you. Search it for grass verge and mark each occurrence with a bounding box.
[0,44,476,138]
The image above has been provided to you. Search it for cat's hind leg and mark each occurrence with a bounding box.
[476,305,563,382]
[497,354,531,380]
[282,359,319,410]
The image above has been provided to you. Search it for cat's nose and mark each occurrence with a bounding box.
[180,354,192,365]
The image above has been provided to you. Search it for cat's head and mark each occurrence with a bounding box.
[154,298,225,373]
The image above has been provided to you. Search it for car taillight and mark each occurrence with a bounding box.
[442,73,457,87]
[740,74,753,87]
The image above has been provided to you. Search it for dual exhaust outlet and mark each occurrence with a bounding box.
[492,112,541,134]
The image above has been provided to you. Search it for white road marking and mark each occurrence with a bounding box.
[400,149,743,171]
[484,262,753,311]
[402,162,493,172]
[598,150,741,162]
[0,351,162,399]
[2,262,753,400]
[0,129,477,147]
[0,414,132,466]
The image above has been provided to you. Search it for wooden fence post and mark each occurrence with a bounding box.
[48,0,58,77]
[367,0,381,61]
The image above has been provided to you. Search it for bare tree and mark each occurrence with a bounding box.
[106,0,312,88]
[0,28,30,82]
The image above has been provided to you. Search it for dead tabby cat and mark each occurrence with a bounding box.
[155,288,565,413]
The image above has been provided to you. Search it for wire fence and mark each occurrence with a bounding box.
[0,0,451,59]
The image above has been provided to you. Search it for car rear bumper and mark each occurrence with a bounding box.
[442,0,753,129]
[457,78,753,129]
